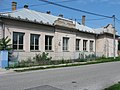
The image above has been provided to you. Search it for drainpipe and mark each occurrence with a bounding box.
[95,34,98,60]
[0,17,5,39]
[1,21,5,39]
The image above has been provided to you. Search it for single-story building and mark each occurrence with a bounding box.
[0,2,119,61]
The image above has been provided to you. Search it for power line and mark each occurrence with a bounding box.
[39,0,112,18]
[115,17,120,22]
[75,17,109,21]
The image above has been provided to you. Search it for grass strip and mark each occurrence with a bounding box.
[104,82,120,90]
[14,59,120,72]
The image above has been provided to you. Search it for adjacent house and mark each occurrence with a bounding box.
[0,2,119,61]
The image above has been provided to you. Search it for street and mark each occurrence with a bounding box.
[0,61,120,90]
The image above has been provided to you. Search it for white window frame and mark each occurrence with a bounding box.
[45,35,53,51]
[90,41,94,52]
[13,32,24,50]
[83,40,87,51]
[30,34,40,51]
[76,39,80,51]
[63,37,69,51]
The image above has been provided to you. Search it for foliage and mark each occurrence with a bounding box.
[0,36,12,50]
[0,36,13,62]
[77,53,96,62]
[33,52,52,63]
[104,82,120,90]
[10,52,120,68]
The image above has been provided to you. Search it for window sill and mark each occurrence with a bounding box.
[30,50,41,52]
[83,50,88,52]
[45,50,54,52]
[90,51,94,52]
[13,50,25,52]
[63,50,69,52]
[76,50,81,52]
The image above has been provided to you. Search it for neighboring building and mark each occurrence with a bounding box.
[95,24,119,57]
[0,2,119,61]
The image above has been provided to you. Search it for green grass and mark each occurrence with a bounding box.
[14,58,120,72]
[105,82,120,90]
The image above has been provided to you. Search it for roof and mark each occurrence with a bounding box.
[0,8,95,33]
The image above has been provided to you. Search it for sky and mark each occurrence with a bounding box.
[0,0,120,34]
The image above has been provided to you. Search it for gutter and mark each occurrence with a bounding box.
[0,16,5,38]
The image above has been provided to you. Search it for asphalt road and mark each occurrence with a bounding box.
[0,61,120,90]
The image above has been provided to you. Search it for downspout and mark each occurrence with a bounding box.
[95,34,97,60]
[2,22,5,39]
[0,17,5,39]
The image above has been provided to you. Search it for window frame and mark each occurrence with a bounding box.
[83,40,87,51]
[63,37,69,51]
[90,40,94,52]
[45,35,53,51]
[30,34,40,51]
[76,39,80,51]
[13,32,24,50]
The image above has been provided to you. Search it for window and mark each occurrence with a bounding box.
[76,39,80,51]
[83,40,87,51]
[45,35,53,50]
[13,32,24,50]
[30,34,40,50]
[90,41,94,52]
[63,37,69,51]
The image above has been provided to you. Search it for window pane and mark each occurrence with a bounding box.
[13,45,17,49]
[30,46,34,50]
[45,36,48,46]
[45,35,53,50]
[13,32,24,50]
[19,33,24,44]
[45,46,48,50]
[13,33,17,44]
[35,35,39,45]
[30,34,39,50]
[19,45,23,49]
[83,40,87,51]
[30,34,34,45]
[49,37,52,45]
[90,41,93,51]
[35,46,39,50]
[76,39,80,50]
[63,37,69,51]
[49,46,52,50]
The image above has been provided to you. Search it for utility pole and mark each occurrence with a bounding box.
[113,15,116,59]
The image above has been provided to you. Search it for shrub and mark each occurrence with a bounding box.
[33,52,52,63]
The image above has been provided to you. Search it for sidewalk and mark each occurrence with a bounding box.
[0,62,88,74]
[0,68,14,75]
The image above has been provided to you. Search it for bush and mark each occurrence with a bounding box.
[33,52,52,63]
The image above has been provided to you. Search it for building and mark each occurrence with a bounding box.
[0,2,119,61]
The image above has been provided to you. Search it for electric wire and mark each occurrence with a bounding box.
[39,0,112,18]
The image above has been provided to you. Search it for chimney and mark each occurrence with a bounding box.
[12,1,17,11]
[59,14,63,18]
[82,15,86,26]
[46,11,51,14]
[24,5,29,9]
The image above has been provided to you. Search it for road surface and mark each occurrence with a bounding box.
[0,61,120,90]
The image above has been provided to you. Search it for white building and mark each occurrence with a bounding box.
[0,2,119,61]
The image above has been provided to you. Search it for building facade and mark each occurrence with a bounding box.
[0,5,119,61]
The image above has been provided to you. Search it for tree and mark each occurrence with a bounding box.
[0,36,13,62]
[0,36,12,50]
